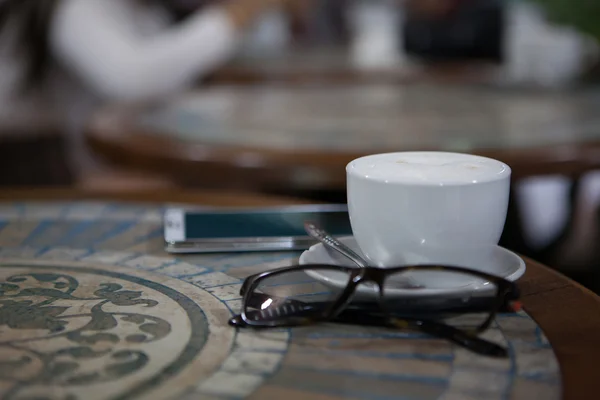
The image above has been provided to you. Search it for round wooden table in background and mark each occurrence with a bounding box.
[87,83,600,194]
[0,189,598,399]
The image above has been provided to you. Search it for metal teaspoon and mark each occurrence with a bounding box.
[303,221,423,289]
[304,221,368,267]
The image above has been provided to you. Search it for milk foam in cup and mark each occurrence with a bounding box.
[346,152,511,271]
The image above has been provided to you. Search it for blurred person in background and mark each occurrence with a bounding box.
[402,0,598,86]
[0,0,308,187]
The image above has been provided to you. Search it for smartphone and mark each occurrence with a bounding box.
[164,204,352,254]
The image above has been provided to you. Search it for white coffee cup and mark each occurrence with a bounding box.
[346,152,511,270]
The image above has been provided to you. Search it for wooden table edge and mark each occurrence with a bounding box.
[0,188,311,207]
[521,256,600,400]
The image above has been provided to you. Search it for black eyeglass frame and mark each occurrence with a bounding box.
[236,263,520,334]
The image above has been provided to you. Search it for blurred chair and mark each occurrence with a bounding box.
[0,112,73,187]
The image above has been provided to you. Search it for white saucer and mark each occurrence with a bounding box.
[299,236,526,299]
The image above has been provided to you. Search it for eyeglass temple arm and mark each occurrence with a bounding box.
[235,298,508,357]
[406,318,508,358]
[246,292,312,310]
[245,291,517,316]
[331,310,507,357]
[231,293,321,327]
[244,292,404,318]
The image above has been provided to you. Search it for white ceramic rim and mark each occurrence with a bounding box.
[299,236,526,298]
[345,151,512,187]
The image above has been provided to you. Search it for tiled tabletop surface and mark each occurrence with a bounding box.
[0,202,561,399]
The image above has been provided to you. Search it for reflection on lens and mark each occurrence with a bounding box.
[382,269,499,331]
[244,268,352,324]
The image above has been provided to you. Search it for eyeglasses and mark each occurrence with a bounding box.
[228,264,521,358]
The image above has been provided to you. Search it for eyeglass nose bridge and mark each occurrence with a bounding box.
[327,273,386,318]
[353,268,388,289]
[354,276,388,307]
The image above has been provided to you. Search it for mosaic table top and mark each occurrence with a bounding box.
[0,202,561,399]
[138,84,600,154]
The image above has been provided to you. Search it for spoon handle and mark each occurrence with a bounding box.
[304,222,424,289]
[304,222,368,268]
